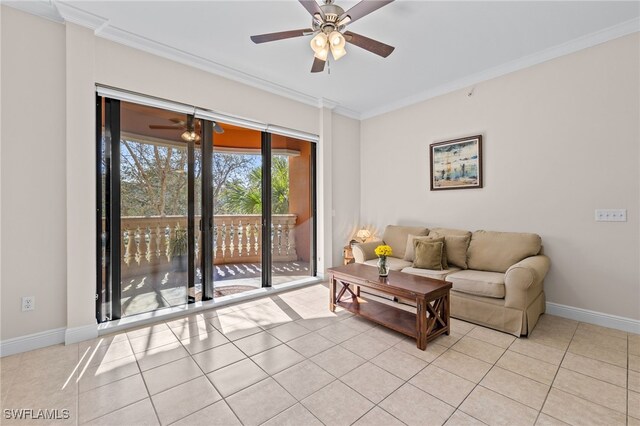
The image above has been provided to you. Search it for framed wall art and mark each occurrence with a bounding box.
[430,135,483,190]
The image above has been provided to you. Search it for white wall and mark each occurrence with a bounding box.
[361,33,640,320]
[0,7,358,345]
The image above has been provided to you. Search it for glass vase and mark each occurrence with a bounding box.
[377,257,390,277]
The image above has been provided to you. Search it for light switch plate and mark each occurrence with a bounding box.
[595,209,627,222]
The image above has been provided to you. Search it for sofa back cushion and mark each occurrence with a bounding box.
[383,225,429,259]
[467,230,542,273]
[430,228,472,269]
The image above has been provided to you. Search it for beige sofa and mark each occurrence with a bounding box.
[352,225,550,336]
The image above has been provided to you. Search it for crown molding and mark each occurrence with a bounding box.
[2,0,63,23]
[333,106,361,120]
[361,17,640,120]
[54,0,106,29]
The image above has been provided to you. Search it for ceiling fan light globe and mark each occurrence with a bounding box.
[310,32,328,53]
[314,44,329,61]
[328,31,345,48]
[330,44,346,60]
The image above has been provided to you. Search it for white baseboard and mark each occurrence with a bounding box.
[546,302,640,334]
[65,324,98,344]
[0,327,65,357]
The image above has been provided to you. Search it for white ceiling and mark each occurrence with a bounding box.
[12,1,640,117]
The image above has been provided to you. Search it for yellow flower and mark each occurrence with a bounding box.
[374,245,393,257]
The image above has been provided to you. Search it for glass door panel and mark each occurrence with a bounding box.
[270,135,314,285]
[211,124,263,296]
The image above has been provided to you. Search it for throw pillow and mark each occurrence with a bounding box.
[413,240,445,270]
[403,234,433,262]
[430,232,471,269]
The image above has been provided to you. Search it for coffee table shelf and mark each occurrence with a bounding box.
[336,297,416,338]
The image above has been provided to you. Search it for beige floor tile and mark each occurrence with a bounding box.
[86,339,134,367]
[0,354,22,372]
[480,366,549,410]
[266,321,310,342]
[509,338,565,365]
[527,328,572,351]
[126,323,170,339]
[78,374,148,423]
[630,334,640,356]
[78,354,140,393]
[629,390,640,420]
[180,329,230,355]
[251,344,305,375]
[128,329,179,354]
[3,380,78,425]
[537,315,579,331]
[286,331,335,358]
[317,322,362,344]
[152,376,221,425]
[84,398,159,426]
[567,338,627,368]
[340,316,378,333]
[394,338,448,362]
[561,352,627,387]
[380,383,455,426]
[340,333,392,360]
[310,345,366,378]
[341,362,404,404]
[450,318,477,335]
[496,350,558,385]
[165,313,210,329]
[273,359,334,400]
[262,403,323,426]
[535,413,570,425]
[409,364,475,407]
[213,317,264,341]
[234,331,282,356]
[207,358,267,397]
[451,336,506,364]
[460,386,538,426]
[142,356,203,395]
[191,342,246,373]
[432,348,492,383]
[466,327,515,349]
[630,416,640,426]
[576,322,628,339]
[171,400,241,426]
[630,369,640,392]
[432,332,464,348]
[630,354,640,373]
[134,341,189,371]
[302,380,374,426]
[365,326,406,346]
[353,406,405,426]
[444,410,485,426]
[371,346,428,380]
[168,319,216,340]
[227,378,296,426]
[553,367,626,413]
[295,316,340,331]
[542,388,626,426]
[572,329,627,353]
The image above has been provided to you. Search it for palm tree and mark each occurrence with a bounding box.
[221,156,289,214]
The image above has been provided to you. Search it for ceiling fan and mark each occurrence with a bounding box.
[149,116,224,142]
[250,0,395,73]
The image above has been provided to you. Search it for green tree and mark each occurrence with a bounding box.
[220,156,289,214]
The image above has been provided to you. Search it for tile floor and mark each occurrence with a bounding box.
[1,283,638,426]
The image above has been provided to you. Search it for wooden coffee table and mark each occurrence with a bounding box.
[328,263,452,350]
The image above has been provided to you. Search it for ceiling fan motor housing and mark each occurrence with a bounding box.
[314,3,346,33]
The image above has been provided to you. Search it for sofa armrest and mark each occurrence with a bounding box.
[352,240,382,263]
[504,255,550,309]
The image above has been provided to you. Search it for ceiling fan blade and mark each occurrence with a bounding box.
[250,28,313,44]
[213,122,225,134]
[298,0,324,19]
[169,118,186,125]
[344,31,395,58]
[339,0,394,25]
[311,57,326,73]
[149,125,183,130]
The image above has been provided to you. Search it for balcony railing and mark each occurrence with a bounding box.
[106,214,298,275]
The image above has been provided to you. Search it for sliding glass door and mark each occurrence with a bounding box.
[97,93,316,322]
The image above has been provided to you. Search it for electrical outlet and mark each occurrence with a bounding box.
[595,209,627,222]
[21,296,35,312]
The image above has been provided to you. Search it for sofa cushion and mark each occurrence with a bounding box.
[467,230,542,273]
[413,240,445,270]
[382,225,429,260]
[401,266,461,281]
[364,257,412,271]
[430,228,472,269]
[403,234,433,262]
[447,270,506,298]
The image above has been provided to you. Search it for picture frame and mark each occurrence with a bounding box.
[430,135,483,190]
